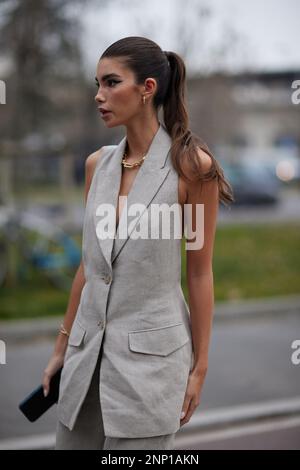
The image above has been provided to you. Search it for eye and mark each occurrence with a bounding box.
[94,79,119,89]
[107,79,119,87]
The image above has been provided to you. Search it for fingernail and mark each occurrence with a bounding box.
[181,411,185,419]
[43,389,47,397]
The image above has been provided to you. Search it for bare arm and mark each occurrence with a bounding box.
[56,149,104,344]
[180,147,219,425]
[42,147,104,395]
[187,162,219,377]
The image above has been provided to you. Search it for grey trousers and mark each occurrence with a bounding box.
[55,345,176,450]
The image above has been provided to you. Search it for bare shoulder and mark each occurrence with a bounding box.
[84,146,107,203]
[182,146,213,179]
[195,146,213,173]
[180,146,214,200]
[85,146,107,172]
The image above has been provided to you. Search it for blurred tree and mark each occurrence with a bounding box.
[0,0,86,140]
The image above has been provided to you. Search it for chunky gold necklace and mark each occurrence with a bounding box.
[121,142,147,169]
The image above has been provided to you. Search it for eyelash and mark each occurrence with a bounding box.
[95,79,119,88]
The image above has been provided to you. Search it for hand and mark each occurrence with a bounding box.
[180,367,207,427]
[42,353,65,397]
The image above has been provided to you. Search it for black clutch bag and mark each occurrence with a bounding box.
[19,366,63,422]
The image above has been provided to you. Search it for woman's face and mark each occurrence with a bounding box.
[95,57,152,128]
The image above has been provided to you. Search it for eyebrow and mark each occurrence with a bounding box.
[95,73,121,82]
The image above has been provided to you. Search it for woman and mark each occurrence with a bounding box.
[43,36,234,450]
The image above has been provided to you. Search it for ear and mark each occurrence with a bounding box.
[143,77,157,99]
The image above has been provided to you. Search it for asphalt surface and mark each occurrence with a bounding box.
[1,309,299,446]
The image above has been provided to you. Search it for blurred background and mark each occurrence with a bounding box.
[0,0,299,450]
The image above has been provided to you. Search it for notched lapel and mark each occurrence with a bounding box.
[93,122,172,268]
[112,166,171,263]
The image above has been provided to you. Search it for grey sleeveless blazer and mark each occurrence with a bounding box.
[57,122,194,438]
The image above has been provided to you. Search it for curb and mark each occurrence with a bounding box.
[1,396,300,450]
[1,294,300,343]
[214,294,300,321]
[177,396,300,435]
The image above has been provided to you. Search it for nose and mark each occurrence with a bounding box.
[94,90,105,104]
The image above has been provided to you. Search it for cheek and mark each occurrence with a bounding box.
[114,86,139,108]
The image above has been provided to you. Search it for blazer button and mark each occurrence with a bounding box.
[103,274,112,284]
[98,320,105,329]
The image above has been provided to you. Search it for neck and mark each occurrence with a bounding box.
[124,117,160,159]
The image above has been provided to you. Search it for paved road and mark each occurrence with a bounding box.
[1,309,299,444]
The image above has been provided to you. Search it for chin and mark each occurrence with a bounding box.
[103,118,120,129]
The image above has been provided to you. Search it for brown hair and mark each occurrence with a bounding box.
[100,36,234,206]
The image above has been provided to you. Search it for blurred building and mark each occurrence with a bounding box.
[188,69,300,154]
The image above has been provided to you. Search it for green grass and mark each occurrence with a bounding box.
[182,222,300,301]
[0,282,68,320]
[14,183,84,205]
[1,223,300,320]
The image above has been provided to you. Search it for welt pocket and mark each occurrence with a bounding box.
[68,320,86,347]
[128,322,189,357]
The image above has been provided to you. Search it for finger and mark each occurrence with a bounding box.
[180,398,199,426]
[180,393,192,421]
[180,402,193,425]
[43,374,50,397]
[181,403,196,425]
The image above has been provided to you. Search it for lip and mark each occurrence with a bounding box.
[100,112,112,120]
[98,107,111,113]
[98,108,112,118]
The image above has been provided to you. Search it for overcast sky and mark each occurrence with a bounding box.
[80,0,300,77]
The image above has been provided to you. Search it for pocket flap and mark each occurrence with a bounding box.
[128,322,190,357]
[68,320,86,347]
